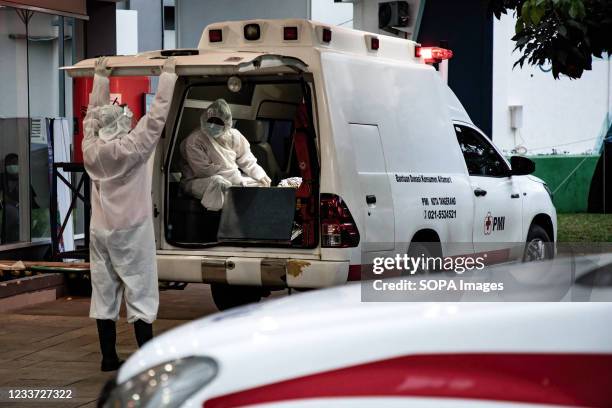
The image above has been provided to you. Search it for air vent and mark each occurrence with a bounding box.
[30,117,47,145]
[379,1,410,34]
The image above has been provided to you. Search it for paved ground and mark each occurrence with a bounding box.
[0,284,220,407]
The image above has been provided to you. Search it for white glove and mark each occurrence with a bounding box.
[162,57,177,75]
[258,175,272,187]
[94,57,112,77]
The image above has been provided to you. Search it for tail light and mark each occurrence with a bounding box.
[320,194,360,248]
[415,46,453,64]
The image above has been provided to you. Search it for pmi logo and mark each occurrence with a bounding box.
[484,212,505,235]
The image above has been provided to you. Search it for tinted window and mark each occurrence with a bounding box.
[454,125,509,177]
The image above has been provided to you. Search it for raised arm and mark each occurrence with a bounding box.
[85,58,177,178]
[88,57,111,109]
[82,58,111,148]
[125,58,178,163]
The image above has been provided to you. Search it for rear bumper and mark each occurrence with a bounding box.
[157,255,349,288]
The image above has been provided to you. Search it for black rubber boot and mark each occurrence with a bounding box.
[96,319,123,372]
[134,320,153,348]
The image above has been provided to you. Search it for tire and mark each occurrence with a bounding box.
[523,224,553,262]
[210,284,263,311]
[406,241,441,275]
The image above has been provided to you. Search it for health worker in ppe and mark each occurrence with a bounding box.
[180,99,271,211]
[83,57,177,372]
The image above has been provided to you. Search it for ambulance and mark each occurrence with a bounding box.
[65,19,556,310]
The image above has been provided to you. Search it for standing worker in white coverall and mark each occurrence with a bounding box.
[180,99,271,211]
[83,57,177,371]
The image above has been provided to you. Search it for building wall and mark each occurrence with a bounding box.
[492,14,612,155]
[129,0,163,52]
[116,9,138,55]
[85,0,116,58]
[176,0,309,48]
[418,0,493,137]
[311,0,353,28]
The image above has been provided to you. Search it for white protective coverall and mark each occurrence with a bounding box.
[83,63,177,323]
[180,99,271,210]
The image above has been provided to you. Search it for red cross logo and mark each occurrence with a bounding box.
[484,212,493,235]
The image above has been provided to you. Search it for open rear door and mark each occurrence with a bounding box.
[66,50,309,250]
[63,50,308,77]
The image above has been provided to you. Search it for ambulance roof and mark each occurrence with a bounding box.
[64,19,434,77]
[199,19,422,65]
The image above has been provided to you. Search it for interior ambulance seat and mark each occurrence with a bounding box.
[235,120,282,184]
[169,107,221,244]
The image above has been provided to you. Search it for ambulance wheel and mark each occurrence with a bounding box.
[523,224,553,262]
[211,284,262,311]
[406,241,441,275]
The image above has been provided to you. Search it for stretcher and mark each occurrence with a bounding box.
[0,261,90,273]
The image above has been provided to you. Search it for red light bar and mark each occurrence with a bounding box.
[322,27,332,43]
[209,29,223,43]
[284,26,298,41]
[415,46,453,63]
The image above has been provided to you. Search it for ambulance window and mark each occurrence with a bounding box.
[454,125,509,177]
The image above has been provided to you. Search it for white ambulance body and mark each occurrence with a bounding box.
[66,19,556,309]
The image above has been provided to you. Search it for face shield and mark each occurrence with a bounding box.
[200,99,232,139]
[98,104,134,142]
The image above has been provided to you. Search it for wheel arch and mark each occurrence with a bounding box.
[410,228,441,243]
[529,213,555,242]
[408,229,442,257]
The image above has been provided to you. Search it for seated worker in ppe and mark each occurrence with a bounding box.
[180,99,271,211]
[83,57,178,372]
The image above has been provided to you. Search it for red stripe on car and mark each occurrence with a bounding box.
[205,353,612,408]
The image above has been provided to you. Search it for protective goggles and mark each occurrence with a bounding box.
[207,117,224,127]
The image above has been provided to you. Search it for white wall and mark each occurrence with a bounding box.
[311,0,353,28]
[116,9,138,55]
[177,0,309,48]
[493,14,612,155]
[164,30,176,49]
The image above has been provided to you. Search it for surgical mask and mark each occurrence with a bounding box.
[204,122,225,139]
[5,165,18,175]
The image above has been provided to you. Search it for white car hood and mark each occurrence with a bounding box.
[117,278,612,388]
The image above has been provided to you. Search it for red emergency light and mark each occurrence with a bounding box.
[209,29,223,43]
[415,46,453,64]
[371,37,380,51]
[284,26,299,41]
[322,27,332,43]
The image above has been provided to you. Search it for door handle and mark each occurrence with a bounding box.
[474,188,487,197]
[511,193,520,199]
[366,195,377,205]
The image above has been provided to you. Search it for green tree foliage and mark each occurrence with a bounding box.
[487,0,612,78]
